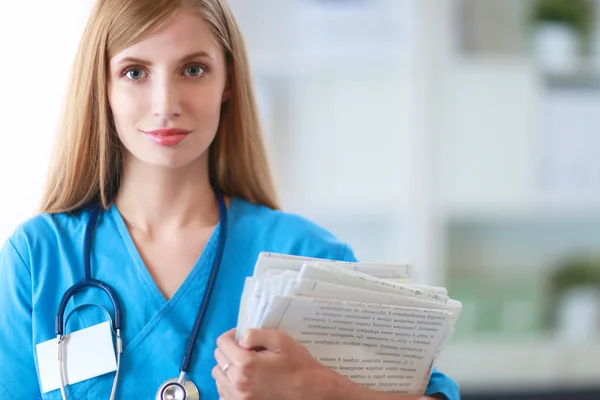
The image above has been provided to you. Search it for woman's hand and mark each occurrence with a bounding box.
[212,328,340,400]
[213,328,442,400]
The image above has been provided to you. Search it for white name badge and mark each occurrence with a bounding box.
[36,321,117,394]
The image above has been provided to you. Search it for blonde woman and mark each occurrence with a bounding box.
[0,0,459,399]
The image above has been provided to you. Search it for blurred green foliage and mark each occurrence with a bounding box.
[531,0,596,54]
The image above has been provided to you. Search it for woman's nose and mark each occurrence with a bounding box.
[151,75,182,118]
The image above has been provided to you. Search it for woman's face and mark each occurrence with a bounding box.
[108,12,228,170]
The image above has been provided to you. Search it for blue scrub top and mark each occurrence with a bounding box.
[0,197,459,399]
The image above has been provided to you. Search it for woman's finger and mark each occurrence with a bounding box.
[214,347,234,377]
[213,364,233,398]
[240,328,289,351]
[216,330,251,365]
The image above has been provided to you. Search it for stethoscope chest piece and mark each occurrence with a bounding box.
[156,377,200,400]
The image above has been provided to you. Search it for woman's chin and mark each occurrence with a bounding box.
[128,152,204,170]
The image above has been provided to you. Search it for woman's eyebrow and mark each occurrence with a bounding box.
[114,50,213,66]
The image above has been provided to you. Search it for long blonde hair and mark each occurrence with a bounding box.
[40,0,279,213]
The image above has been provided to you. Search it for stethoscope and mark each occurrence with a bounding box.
[55,189,228,400]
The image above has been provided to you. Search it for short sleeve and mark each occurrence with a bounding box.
[0,237,41,398]
[425,366,460,399]
[339,243,358,263]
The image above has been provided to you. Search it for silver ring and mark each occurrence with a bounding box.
[222,363,231,374]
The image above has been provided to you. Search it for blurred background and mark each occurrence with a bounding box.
[1,0,599,399]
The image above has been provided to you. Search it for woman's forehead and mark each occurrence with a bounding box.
[110,12,221,65]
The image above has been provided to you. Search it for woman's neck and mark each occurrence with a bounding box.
[113,154,219,236]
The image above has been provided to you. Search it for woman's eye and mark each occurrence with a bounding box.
[185,65,205,77]
[125,68,145,80]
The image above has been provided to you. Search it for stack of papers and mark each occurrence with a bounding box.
[235,253,462,396]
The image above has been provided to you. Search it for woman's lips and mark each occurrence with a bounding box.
[142,128,191,147]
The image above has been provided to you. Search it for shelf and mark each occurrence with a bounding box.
[542,64,600,90]
[436,337,600,391]
[444,208,600,224]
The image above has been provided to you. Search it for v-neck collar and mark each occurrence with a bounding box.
[107,204,221,308]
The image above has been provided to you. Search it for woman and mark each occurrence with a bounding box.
[0,0,459,399]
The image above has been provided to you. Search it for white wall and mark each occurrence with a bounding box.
[0,1,94,242]
[438,58,541,217]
